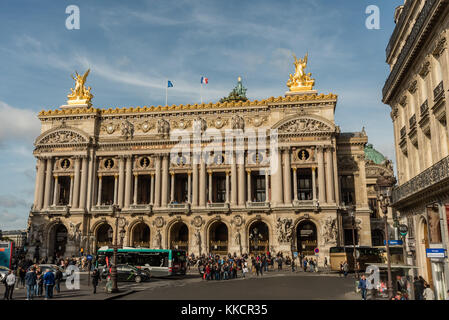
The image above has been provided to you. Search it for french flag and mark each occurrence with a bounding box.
[201,76,208,84]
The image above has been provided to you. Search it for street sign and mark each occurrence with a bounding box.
[426,248,446,258]
[293,252,298,258]
[399,224,408,236]
[384,240,403,246]
[86,254,93,261]
[314,248,319,254]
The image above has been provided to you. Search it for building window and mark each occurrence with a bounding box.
[297,168,312,200]
[341,175,355,205]
[369,198,378,218]
[253,175,266,202]
[212,174,226,203]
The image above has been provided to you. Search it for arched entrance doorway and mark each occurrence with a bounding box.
[170,222,189,251]
[209,221,228,255]
[48,224,68,260]
[248,221,269,254]
[96,223,113,249]
[132,223,150,248]
[296,220,317,256]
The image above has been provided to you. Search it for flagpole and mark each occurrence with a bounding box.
[166,79,168,106]
[200,82,203,104]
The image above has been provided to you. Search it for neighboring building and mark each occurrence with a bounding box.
[27,54,392,269]
[383,0,449,300]
[0,230,27,251]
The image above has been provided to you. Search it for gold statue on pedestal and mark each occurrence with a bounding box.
[287,53,315,92]
[67,69,93,106]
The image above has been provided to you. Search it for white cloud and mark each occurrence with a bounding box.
[0,101,40,144]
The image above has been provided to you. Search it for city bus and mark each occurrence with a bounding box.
[329,246,383,272]
[96,247,187,277]
[0,241,14,269]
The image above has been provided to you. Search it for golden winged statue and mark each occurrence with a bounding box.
[287,53,315,92]
[67,68,93,105]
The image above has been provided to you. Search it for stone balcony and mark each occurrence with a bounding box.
[246,201,270,210]
[392,155,449,207]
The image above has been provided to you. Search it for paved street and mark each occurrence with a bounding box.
[1,269,361,300]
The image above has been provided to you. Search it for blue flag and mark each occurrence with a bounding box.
[167,80,174,88]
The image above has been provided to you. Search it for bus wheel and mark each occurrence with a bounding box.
[135,276,142,283]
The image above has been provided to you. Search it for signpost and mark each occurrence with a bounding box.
[384,240,403,246]
[426,248,446,259]
[86,254,93,287]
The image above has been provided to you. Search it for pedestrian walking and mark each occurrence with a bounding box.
[19,266,26,288]
[324,257,328,269]
[358,275,367,300]
[413,276,424,300]
[3,270,16,300]
[25,267,37,300]
[55,267,63,293]
[423,284,435,300]
[343,261,349,278]
[92,269,101,294]
[43,268,55,300]
[242,262,248,278]
[291,259,296,272]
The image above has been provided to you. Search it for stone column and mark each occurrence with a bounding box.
[325,147,335,203]
[133,173,138,205]
[52,175,59,206]
[282,148,292,205]
[86,150,95,211]
[225,170,230,203]
[231,152,237,206]
[293,168,298,202]
[237,153,246,206]
[150,173,155,204]
[161,155,169,207]
[69,175,74,207]
[265,169,269,202]
[332,149,340,205]
[43,158,53,209]
[170,172,175,203]
[97,175,102,206]
[113,174,118,205]
[192,162,198,206]
[271,149,283,206]
[247,169,252,202]
[124,156,133,208]
[79,156,88,209]
[33,158,45,210]
[357,155,369,208]
[154,156,161,207]
[311,167,317,202]
[208,171,213,203]
[118,156,125,207]
[199,161,206,207]
[187,171,192,203]
[317,146,326,203]
[72,157,81,209]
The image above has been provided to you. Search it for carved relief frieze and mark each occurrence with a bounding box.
[101,122,119,135]
[39,130,87,144]
[433,31,447,58]
[278,118,331,133]
[137,121,154,133]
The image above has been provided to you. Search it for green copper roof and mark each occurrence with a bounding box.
[220,77,248,103]
[364,143,386,165]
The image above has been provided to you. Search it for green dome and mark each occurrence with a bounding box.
[364,143,386,165]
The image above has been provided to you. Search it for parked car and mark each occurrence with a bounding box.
[101,264,150,283]
[0,266,9,281]
[27,264,68,280]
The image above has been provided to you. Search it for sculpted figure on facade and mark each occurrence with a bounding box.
[157,119,170,137]
[322,216,338,243]
[121,120,134,139]
[194,229,202,254]
[68,222,82,243]
[231,115,245,130]
[276,217,293,243]
[153,229,162,249]
[193,118,207,133]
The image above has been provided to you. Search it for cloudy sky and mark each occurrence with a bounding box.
[0,0,402,230]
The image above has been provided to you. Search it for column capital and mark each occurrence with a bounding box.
[246,169,251,174]
[98,174,103,179]
[53,175,58,179]
[187,171,192,176]
[114,174,119,179]
[170,171,175,176]
[312,166,316,172]
[70,174,74,179]
[133,172,139,177]
[292,167,297,172]
[225,170,230,175]
[207,170,212,175]
[316,145,325,152]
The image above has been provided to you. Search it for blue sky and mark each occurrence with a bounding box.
[0,0,403,230]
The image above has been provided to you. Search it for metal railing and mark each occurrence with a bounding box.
[392,155,449,203]
[386,0,414,58]
[247,201,270,208]
[420,100,429,117]
[434,81,444,102]
[409,114,416,128]
[400,126,406,138]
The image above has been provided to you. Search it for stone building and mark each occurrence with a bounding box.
[27,54,393,267]
[383,0,449,299]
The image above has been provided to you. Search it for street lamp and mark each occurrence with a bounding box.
[348,206,359,279]
[110,204,123,293]
[375,172,397,300]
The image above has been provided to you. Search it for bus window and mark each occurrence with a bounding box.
[329,247,345,253]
